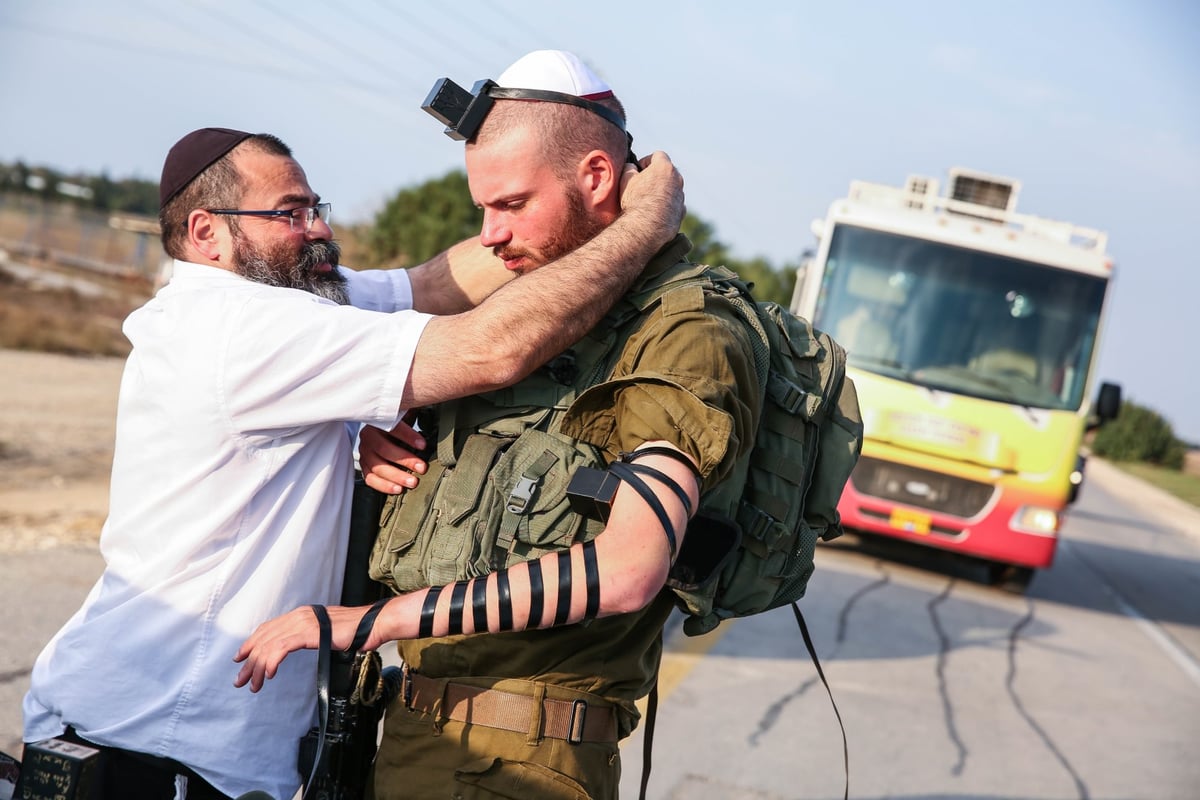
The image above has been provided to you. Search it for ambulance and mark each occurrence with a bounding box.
[791,168,1121,591]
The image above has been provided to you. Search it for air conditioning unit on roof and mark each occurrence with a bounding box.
[948,167,1020,213]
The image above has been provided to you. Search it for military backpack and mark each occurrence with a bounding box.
[621,262,864,636]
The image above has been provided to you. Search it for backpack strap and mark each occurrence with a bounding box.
[636,608,848,800]
[792,602,849,800]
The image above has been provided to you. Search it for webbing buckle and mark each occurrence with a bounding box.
[774,375,808,415]
[506,476,538,514]
[567,699,588,745]
[740,502,774,542]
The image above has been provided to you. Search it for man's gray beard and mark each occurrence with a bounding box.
[235,239,350,305]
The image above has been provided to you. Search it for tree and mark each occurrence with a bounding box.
[681,213,796,306]
[680,213,729,266]
[1091,400,1186,470]
[728,256,797,307]
[364,170,799,307]
[367,170,482,267]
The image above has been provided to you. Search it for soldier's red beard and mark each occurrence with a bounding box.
[494,188,606,275]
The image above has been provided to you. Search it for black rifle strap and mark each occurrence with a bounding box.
[305,604,332,800]
[792,602,848,800]
[638,679,658,800]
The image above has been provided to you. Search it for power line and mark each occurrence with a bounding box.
[344,1,457,77]
[469,1,562,58]
[365,1,500,76]
[238,0,412,95]
[1,8,398,106]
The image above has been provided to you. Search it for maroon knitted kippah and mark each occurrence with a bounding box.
[159,127,253,210]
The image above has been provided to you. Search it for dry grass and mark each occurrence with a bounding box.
[0,264,147,357]
[0,201,375,361]
[1119,460,1200,508]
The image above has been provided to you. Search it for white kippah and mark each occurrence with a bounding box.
[496,50,613,100]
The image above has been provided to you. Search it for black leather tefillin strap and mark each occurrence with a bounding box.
[497,571,514,631]
[607,447,698,557]
[553,550,574,626]
[423,540,604,639]
[418,585,443,638]
[471,578,489,633]
[582,540,601,620]
[621,446,702,481]
[527,560,545,628]
[446,581,470,636]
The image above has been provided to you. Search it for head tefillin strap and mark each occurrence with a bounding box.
[422,77,638,164]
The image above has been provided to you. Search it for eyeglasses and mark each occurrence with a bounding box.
[206,203,332,233]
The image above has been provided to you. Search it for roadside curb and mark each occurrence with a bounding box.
[1083,456,1200,544]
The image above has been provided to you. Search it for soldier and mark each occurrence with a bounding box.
[236,50,760,799]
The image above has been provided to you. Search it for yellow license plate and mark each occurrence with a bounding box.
[889,508,932,535]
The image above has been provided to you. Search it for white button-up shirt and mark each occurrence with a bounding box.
[24,260,431,799]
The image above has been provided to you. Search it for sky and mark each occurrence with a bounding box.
[2,1,1198,441]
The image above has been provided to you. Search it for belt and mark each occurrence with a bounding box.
[400,667,618,745]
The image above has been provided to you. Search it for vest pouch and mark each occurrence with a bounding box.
[424,433,512,586]
[488,429,602,560]
[369,458,446,593]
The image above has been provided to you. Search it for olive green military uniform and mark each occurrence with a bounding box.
[370,236,761,799]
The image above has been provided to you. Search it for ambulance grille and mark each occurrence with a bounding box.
[850,457,995,518]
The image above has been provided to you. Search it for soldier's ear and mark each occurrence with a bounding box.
[577,149,618,211]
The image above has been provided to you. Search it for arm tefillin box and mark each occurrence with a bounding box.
[566,466,621,523]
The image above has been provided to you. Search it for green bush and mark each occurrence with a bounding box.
[1092,400,1186,469]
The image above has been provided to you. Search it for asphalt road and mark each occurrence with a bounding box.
[618,458,1200,800]
[2,460,1197,800]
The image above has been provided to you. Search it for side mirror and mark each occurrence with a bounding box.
[1088,381,1122,430]
[789,259,810,313]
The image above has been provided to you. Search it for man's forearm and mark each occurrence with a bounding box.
[406,237,509,315]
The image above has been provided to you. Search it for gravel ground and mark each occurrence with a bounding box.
[0,348,123,760]
[0,348,122,553]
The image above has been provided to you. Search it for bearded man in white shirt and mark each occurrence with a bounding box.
[20,127,684,800]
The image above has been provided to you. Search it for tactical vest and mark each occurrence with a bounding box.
[368,250,747,594]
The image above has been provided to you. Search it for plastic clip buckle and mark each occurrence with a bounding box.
[567,699,588,745]
[507,476,537,514]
